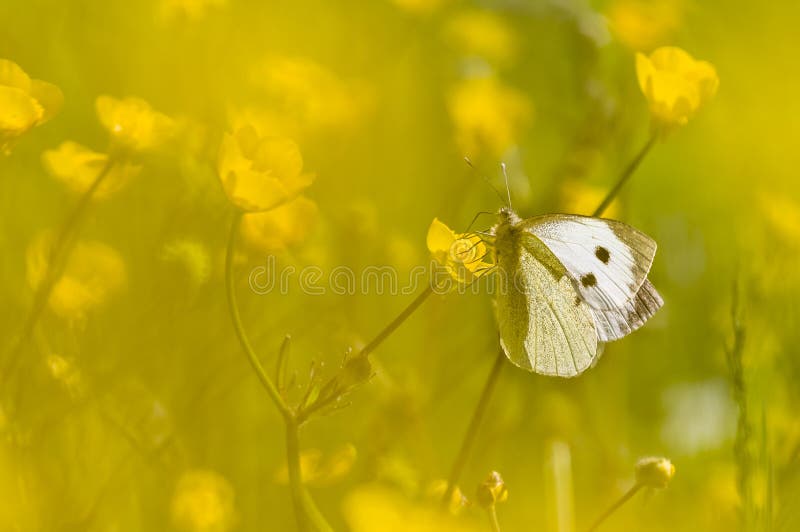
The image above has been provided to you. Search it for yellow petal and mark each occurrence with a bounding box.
[0,86,43,132]
[29,80,64,123]
[252,136,304,177]
[96,95,174,152]
[0,59,31,91]
[426,218,456,255]
[42,141,140,199]
[240,196,319,251]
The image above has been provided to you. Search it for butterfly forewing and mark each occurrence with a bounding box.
[522,215,657,311]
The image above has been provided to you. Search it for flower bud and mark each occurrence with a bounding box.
[635,456,675,488]
[476,470,508,509]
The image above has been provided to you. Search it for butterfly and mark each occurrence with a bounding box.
[491,207,663,377]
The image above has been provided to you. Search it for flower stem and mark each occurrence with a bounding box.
[2,157,116,383]
[586,483,642,532]
[441,131,659,507]
[592,132,658,218]
[225,211,293,421]
[225,211,333,532]
[488,505,501,532]
[441,348,505,508]
[356,284,433,360]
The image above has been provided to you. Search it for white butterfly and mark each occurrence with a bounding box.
[491,207,663,377]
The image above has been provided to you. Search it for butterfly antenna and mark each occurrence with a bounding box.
[501,162,512,209]
[465,157,506,206]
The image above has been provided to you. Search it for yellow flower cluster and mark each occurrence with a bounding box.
[96,95,175,153]
[0,59,62,154]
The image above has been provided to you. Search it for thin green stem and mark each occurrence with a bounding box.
[225,211,333,532]
[592,132,658,218]
[286,419,311,532]
[586,483,642,532]
[441,348,505,507]
[224,210,292,420]
[356,284,434,360]
[441,131,659,508]
[488,505,501,532]
[2,157,117,383]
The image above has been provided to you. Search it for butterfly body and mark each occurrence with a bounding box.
[492,207,663,377]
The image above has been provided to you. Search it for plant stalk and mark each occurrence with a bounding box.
[586,483,642,532]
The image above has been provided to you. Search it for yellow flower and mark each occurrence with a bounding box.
[635,456,676,488]
[427,218,492,286]
[251,56,372,133]
[171,469,236,532]
[444,10,518,65]
[240,196,319,252]
[343,485,480,532]
[447,76,532,157]
[46,354,84,398]
[42,141,141,199]
[0,59,63,154]
[217,125,315,212]
[274,444,357,486]
[636,46,719,128]
[96,95,174,153]
[607,0,682,51]
[26,234,126,321]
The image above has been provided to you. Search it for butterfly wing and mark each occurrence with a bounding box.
[522,214,662,341]
[495,231,599,377]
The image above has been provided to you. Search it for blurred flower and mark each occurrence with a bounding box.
[96,95,174,153]
[447,76,532,157]
[559,178,620,218]
[217,125,314,212]
[46,354,84,398]
[390,0,451,15]
[344,485,480,531]
[161,238,212,286]
[171,469,236,532]
[251,56,372,134]
[426,479,469,515]
[661,378,736,455]
[27,234,126,321]
[475,471,508,509]
[159,0,226,21]
[636,46,719,129]
[240,196,319,251]
[0,59,63,154]
[759,191,800,246]
[427,217,492,286]
[42,141,141,199]
[275,443,357,486]
[444,10,517,65]
[635,456,675,488]
[607,0,682,51]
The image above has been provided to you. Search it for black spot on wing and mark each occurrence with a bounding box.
[581,273,597,287]
[595,246,610,264]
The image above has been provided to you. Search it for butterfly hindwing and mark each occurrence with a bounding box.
[522,215,657,311]
[495,231,599,377]
[590,278,663,341]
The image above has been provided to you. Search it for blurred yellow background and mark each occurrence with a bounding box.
[1,0,799,530]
